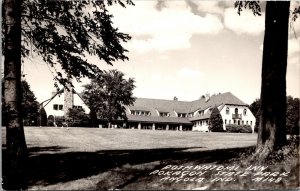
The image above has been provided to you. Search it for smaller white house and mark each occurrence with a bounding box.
[189,93,256,132]
[42,85,89,120]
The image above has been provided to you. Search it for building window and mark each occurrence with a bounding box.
[235,108,238,114]
[246,121,248,125]
[225,119,227,124]
[131,110,150,116]
[250,121,252,126]
[178,113,187,118]
[201,111,204,116]
[226,107,229,115]
[73,105,82,109]
[53,104,58,110]
[59,105,63,110]
[160,112,170,117]
[234,119,236,124]
[242,120,244,125]
[243,109,247,115]
[229,120,231,124]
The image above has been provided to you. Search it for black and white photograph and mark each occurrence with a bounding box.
[1,0,300,190]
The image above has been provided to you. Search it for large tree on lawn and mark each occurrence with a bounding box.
[82,70,136,128]
[235,1,299,161]
[2,0,133,189]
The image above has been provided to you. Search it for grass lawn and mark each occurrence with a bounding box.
[2,127,299,190]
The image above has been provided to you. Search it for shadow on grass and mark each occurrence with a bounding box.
[2,145,256,188]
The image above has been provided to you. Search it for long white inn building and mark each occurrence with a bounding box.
[42,87,256,132]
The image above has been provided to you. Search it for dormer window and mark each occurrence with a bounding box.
[197,110,204,116]
[160,112,170,117]
[243,109,247,115]
[131,110,151,116]
[178,113,187,118]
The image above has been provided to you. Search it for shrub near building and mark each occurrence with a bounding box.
[209,107,224,132]
[226,124,252,133]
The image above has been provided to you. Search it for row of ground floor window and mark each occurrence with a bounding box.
[194,119,253,127]
[46,115,253,131]
[100,122,193,131]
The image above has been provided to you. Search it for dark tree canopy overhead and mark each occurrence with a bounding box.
[3,0,134,88]
[234,1,262,16]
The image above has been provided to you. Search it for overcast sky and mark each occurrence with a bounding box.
[23,0,300,105]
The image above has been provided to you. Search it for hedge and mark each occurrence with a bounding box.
[225,124,252,133]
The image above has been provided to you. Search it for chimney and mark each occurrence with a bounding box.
[205,93,210,102]
[51,90,57,97]
[64,82,74,117]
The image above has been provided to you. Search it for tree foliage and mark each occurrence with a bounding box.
[286,96,299,134]
[249,98,260,132]
[250,96,300,135]
[234,1,261,16]
[3,0,134,87]
[82,70,136,126]
[67,107,90,127]
[21,80,39,125]
[209,107,224,132]
[67,107,86,120]
[2,80,39,126]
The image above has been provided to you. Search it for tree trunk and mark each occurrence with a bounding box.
[3,0,28,189]
[254,1,290,162]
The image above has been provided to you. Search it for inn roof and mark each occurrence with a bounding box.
[131,98,192,113]
[189,92,247,112]
[127,92,247,114]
